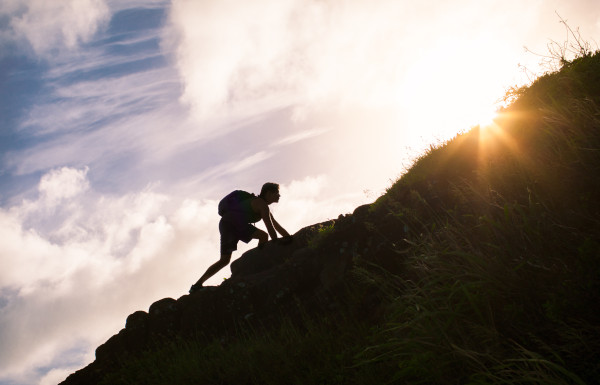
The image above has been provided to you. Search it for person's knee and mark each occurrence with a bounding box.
[256,230,268,244]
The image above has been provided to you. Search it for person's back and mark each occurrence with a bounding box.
[218,190,262,224]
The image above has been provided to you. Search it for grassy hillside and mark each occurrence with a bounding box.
[98,52,600,385]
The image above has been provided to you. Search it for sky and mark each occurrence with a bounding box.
[0,0,599,384]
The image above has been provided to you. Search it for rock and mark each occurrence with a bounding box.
[147,298,180,338]
[125,310,148,330]
[230,239,296,277]
[148,297,177,316]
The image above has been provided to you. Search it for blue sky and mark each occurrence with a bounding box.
[1,0,599,384]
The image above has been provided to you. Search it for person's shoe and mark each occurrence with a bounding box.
[274,235,293,245]
[280,235,293,245]
[189,284,202,294]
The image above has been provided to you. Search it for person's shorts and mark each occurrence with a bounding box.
[219,212,258,255]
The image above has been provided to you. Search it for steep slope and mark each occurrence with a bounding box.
[61,52,600,385]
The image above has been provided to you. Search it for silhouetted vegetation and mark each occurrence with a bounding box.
[98,50,600,385]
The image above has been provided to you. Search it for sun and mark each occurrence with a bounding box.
[474,108,499,129]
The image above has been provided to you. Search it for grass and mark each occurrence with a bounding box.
[99,309,382,385]
[98,51,600,384]
[356,50,600,384]
[307,221,336,249]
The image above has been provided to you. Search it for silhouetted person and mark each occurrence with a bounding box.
[190,182,291,292]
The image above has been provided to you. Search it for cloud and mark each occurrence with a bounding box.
[0,166,219,383]
[38,166,90,207]
[271,127,330,147]
[5,66,184,170]
[227,151,272,174]
[167,0,547,127]
[169,0,298,119]
[177,150,275,191]
[4,0,110,58]
[168,0,423,119]
[1,3,189,184]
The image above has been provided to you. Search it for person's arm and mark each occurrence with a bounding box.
[270,213,290,237]
[255,199,278,240]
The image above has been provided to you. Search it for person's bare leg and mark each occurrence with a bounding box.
[253,229,268,248]
[194,253,232,287]
[191,230,268,292]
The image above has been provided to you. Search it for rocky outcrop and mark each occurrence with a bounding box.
[60,205,380,385]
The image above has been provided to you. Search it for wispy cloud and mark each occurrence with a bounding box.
[1,2,189,188]
[227,151,272,174]
[271,127,330,147]
[20,66,178,135]
[5,0,110,58]
[177,150,275,192]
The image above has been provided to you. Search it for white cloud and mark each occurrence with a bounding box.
[0,167,220,383]
[7,0,110,58]
[227,151,272,174]
[169,0,301,120]
[167,0,416,119]
[38,166,90,206]
[271,127,330,147]
[166,0,547,133]
[180,150,274,189]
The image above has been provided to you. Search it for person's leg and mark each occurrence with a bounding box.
[252,229,268,248]
[193,253,232,287]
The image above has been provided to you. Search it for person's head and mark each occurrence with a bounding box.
[259,182,280,204]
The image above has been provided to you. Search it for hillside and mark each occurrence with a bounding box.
[61,51,600,385]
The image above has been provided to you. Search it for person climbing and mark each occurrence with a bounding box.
[189,182,292,293]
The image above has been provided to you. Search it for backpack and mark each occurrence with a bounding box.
[218,190,256,216]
